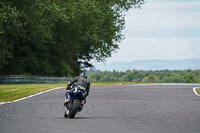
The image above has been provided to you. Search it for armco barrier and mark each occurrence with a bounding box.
[0,75,72,84]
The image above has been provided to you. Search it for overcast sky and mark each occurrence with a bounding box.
[93,0,200,65]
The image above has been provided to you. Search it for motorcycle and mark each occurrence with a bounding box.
[64,86,85,118]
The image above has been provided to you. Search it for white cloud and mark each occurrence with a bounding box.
[91,0,200,65]
[123,1,200,38]
[129,1,200,14]
[105,38,200,63]
[125,12,200,28]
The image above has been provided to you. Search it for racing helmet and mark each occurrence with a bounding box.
[79,72,87,79]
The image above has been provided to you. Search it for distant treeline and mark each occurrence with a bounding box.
[87,69,200,83]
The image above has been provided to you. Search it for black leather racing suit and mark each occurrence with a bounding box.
[67,76,90,97]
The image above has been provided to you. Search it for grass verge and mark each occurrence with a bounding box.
[91,81,150,85]
[0,83,67,102]
[196,88,200,95]
[0,81,149,102]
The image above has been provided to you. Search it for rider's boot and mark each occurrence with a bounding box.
[79,100,85,111]
[64,96,71,106]
[81,100,85,106]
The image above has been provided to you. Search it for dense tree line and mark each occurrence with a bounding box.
[0,0,144,76]
[87,69,200,83]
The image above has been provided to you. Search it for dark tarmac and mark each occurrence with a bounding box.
[0,84,200,133]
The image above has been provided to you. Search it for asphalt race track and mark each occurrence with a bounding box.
[0,84,200,133]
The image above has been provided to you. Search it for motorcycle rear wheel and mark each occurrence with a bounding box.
[68,99,80,118]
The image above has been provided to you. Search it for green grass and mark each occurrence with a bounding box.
[0,81,150,102]
[91,81,150,85]
[91,81,131,85]
[0,83,67,102]
[196,88,200,95]
[1,81,198,102]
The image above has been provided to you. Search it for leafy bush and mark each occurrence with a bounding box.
[88,69,200,83]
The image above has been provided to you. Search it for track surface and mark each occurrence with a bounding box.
[0,84,200,133]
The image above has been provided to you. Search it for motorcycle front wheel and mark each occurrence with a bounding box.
[64,106,69,118]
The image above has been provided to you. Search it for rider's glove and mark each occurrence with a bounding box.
[66,85,71,90]
[66,82,71,90]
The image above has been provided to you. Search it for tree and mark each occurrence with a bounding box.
[148,75,155,82]
[0,0,145,76]
[183,73,196,83]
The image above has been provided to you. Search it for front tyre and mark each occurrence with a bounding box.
[68,99,80,118]
[64,106,69,118]
[64,111,68,118]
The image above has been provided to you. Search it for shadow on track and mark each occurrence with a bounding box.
[70,116,117,119]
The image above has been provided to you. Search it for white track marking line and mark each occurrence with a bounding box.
[0,87,64,106]
[193,87,200,97]
[1,85,199,106]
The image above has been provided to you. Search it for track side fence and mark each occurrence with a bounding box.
[0,75,72,84]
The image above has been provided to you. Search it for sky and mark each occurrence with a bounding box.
[92,0,200,65]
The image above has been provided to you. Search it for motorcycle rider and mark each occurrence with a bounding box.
[64,72,90,107]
